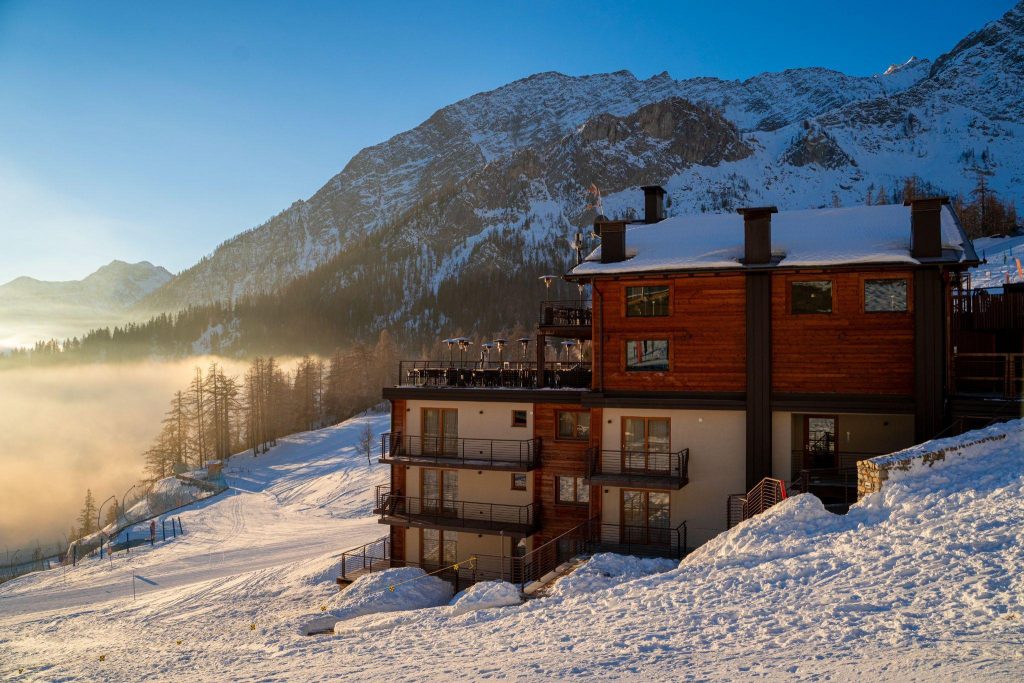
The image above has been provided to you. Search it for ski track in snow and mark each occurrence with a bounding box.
[1,416,1023,681]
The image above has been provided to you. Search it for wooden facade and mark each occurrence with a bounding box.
[592,275,746,393]
[771,270,916,396]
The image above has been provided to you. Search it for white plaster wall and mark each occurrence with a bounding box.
[404,466,532,507]
[598,408,746,547]
[403,400,535,440]
[771,411,793,481]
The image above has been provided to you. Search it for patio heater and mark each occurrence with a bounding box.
[560,340,576,363]
[481,341,495,368]
[494,339,508,366]
[517,337,531,363]
[456,338,472,367]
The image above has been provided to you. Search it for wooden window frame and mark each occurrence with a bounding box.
[624,283,672,318]
[789,278,835,315]
[510,472,528,491]
[421,407,457,455]
[510,409,528,428]
[420,527,457,567]
[620,416,672,472]
[555,410,591,442]
[861,276,912,314]
[623,339,671,372]
[420,467,459,516]
[555,475,590,507]
[619,489,672,543]
[802,414,840,469]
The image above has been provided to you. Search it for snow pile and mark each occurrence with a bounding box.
[548,552,676,598]
[449,580,521,615]
[329,567,453,629]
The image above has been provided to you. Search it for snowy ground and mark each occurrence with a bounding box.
[971,234,1024,288]
[2,416,1023,681]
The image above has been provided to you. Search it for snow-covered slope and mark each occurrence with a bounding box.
[2,416,1022,680]
[971,234,1024,288]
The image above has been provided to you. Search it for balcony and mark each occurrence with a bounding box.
[380,432,540,471]
[591,522,688,559]
[951,352,1023,399]
[396,360,592,390]
[584,448,690,489]
[374,485,539,536]
[539,300,593,339]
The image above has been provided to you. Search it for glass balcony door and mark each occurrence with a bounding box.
[422,408,458,457]
[621,417,671,472]
[422,468,459,516]
[621,490,671,546]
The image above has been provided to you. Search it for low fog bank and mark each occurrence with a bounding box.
[0,358,254,551]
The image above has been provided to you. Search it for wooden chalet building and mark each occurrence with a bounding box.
[347,186,1021,588]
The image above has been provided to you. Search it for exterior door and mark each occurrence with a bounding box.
[422,408,458,456]
[421,528,457,567]
[621,417,671,472]
[422,468,458,516]
[621,490,671,546]
[804,415,838,469]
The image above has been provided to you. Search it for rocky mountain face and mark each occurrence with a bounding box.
[137,2,1024,350]
[2,261,172,311]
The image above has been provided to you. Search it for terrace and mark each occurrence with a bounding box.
[379,432,540,471]
[584,447,690,490]
[374,484,539,537]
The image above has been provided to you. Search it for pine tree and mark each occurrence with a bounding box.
[78,490,98,537]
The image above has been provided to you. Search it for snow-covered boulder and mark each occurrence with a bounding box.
[449,580,522,615]
[548,552,676,598]
[329,567,453,630]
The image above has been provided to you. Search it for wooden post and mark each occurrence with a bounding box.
[535,333,546,388]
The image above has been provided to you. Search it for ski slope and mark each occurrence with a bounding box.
[2,417,1023,681]
[0,412,389,670]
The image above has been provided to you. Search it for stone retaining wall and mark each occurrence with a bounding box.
[856,432,1008,499]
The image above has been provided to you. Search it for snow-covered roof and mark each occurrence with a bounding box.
[571,204,974,277]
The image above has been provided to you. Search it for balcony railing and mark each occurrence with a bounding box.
[540,300,593,328]
[953,290,1024,331]
[591,522,687,559]
[380,432,540,470]
[585,447,690,489]
[396,360,591,389]
[951,352,1024,398]
[374,485,539,535]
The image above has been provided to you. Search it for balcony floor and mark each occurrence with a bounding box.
[378,514,536,538]
[585,473,689,490]
[379,455,535,472]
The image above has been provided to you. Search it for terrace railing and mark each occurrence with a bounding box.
[539,300,593,328]
[397,360,591,389]
[374,485,539,534]
[591,522,688,559]
[381,432,540,470]
[585,447,690,488]
[951,352,1024,398]
[953,290,1024,331]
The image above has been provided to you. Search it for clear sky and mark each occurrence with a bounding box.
[0,0,1016,283]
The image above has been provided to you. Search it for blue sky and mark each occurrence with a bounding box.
[0,0,1016,283]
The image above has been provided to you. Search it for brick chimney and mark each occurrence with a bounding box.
[594,216,627,263]
[737,206,778,265]
[904,196,948,259]
[641,185,666,224]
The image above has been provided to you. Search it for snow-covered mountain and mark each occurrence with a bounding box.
[139,3,1024,343]
[1,260,172,311]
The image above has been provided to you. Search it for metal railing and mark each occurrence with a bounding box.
[789,449,883,479]
[540,300,592,328]
[586,447,689,488]
[397,360,592,389]
[381,432,540,469]
[339,535,391,582]
[727,477,788,529]
[374,485,539,533]
[951,352,1024,398]
[592,522,687,559]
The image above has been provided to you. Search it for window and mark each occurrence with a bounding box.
[864,279,908,312]
[511,473,528,491]
[556,411,591,441]
[625,340,669,371]
[422,408,457,455]
[622,417,671,472]
[791,280,833,314]
[556,475,589,505]
[422,528,457,566]
[626,285,670,317]
[511,410,528,427]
